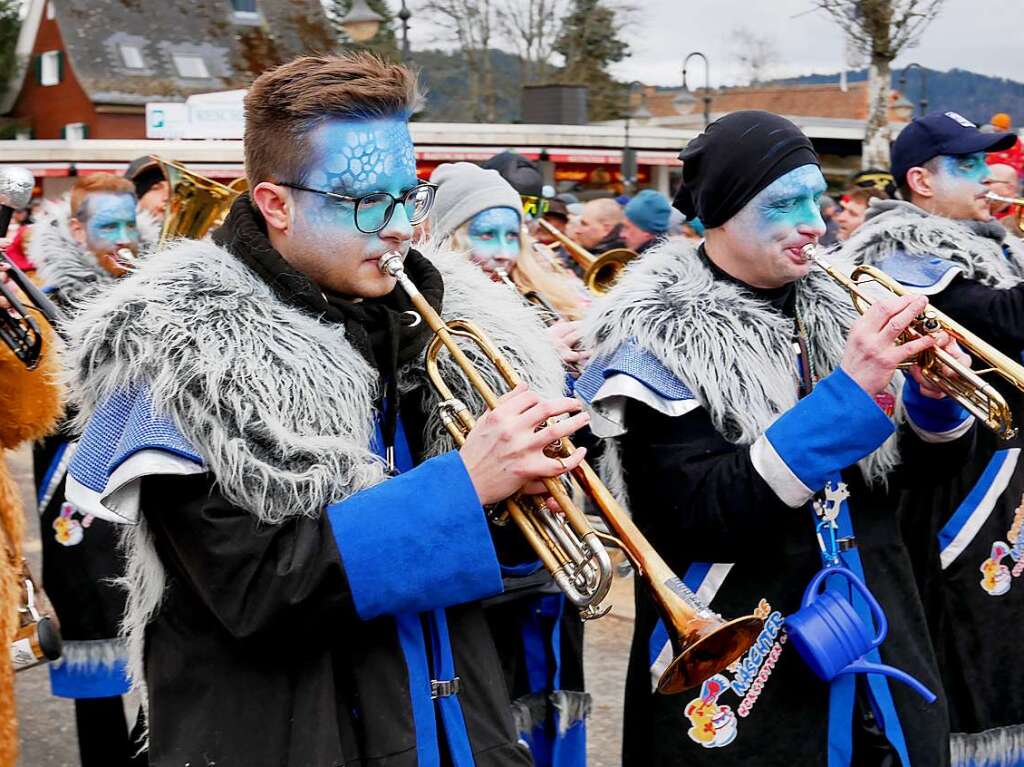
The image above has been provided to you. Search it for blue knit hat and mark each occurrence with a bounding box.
[624,189,671,234]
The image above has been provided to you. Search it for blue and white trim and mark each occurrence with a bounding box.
[902,376,973,444]
[939,449,1021,570]
[65,387,205,524]
[874,251,962,296]
[752,369,895,507]
[36,440,75,516]
[575,340,700,438]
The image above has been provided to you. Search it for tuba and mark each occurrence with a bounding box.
[151,156,241,246]
[985,191,1024,235]
[380,250,763,693]
[536,218,636,294]
[808,246,1024,439]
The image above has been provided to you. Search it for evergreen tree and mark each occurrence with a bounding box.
[0,0,20,101]
[325,0,400,61]
[553,0,630,121]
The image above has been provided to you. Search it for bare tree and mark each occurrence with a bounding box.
[731,26,780,85]
[420,0,498,122]
[813,0,945,168]
[496,0,567,84]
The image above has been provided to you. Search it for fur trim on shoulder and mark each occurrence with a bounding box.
[31,199,118,309]
[66,238,387,525]
[837,199,1024,288]
[951,724,1024,767]
[584,237,900,485]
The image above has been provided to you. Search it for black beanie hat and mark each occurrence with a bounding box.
[673,110,820,229]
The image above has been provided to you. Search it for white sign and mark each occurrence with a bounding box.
[146,90,246,140]
[146,102,188,139]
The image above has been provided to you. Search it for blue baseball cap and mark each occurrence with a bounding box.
[891,111,1017,185]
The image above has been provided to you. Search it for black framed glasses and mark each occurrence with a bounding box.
[280,181,437,234]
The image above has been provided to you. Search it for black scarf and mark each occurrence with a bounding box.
[212,194,444,455]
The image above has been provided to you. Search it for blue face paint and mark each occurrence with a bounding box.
[79,192,138,259]
[719,164,828,288]
[466,206,521,276]
[288,115,421,297]
[939,153,989,185]
[751,165,828,235]
[299,117,419,235]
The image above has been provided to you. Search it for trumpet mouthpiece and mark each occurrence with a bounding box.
[379,250,404,278]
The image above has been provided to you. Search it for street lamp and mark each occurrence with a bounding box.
[397,0,411,60]
[898,63,929,118]
[674,52,712,129]
[339,0,384,45]
[622,80,649,195]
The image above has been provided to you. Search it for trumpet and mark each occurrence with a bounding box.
[806,246,1024,439]
[495,267,561,323]
[536,218,636,294]
[985,191,1024,234]
[380,250,763,693]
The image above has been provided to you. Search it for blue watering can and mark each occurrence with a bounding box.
[784,566,936,703]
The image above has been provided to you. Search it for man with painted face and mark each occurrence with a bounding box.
[27,174,147,766]
[836,112,1024,766]
[62,53,588,767]
[577,110,970,766]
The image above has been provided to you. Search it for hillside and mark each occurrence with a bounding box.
[775,68,1024,126]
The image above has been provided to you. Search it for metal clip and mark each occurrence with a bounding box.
[430,677,461,699]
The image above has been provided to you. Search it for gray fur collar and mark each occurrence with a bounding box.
[67,236,565,691]
[66,237,565,524]
[29,199,162,311]
[838,199,1024,288]
[584,238,901,485]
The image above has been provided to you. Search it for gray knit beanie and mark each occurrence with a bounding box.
[428,162,523,240]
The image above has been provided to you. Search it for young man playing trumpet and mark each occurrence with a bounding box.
[836,112,1024,766]
[578,110,970,766]
[64,52,589,766]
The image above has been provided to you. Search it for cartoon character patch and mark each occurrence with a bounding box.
[680,599,787,748]
[980,541,1012,596]
[684,675,738,748]
[979,495,1024,594]
[52,503,93,547]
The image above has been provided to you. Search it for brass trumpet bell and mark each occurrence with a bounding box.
[536,218,637,294]
[151,156,241,246]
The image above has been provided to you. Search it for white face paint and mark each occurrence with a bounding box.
[714,164,828,288]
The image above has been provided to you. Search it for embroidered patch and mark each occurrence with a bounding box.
[980,541,1012,595]
[52,502,94,547]
[979,495,1024,594]
[682,599,787,748]
[684,674,738,748]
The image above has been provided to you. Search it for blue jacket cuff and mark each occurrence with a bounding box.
[902,376,970,434]
[327,450,503,620]
[764,368,895,492]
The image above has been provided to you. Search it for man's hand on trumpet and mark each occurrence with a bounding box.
[459,383,589,505]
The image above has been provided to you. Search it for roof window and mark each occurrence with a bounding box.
[120,44,145,69]
[173,54,210,79]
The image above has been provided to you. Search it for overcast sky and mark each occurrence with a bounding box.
[404,0,1024,88]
